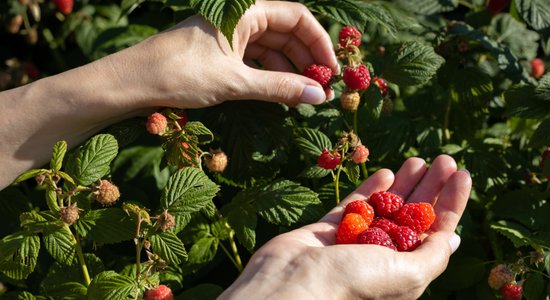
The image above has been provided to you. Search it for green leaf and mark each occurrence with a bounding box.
[112,146,165,182]
[394,0,458,15]
[515,0,550,31]
[491,221,533,247]
[450,67,494,107]
[544,251,550,274]
[12,169,48,184]
[0,232,40,280]
[176,284,224,300]
[238,180,322,226]
[535,73,550,101]
[43,225,75,265]
[51,141,68,172]
[523,273,545,300]
[294,128,333,156]
[0,187,32,238]
[530,118,550,148]
[184,121,214,144]
[505,85,550,118]
[120,0,145,17]
[87,271,137,300]
[363,84,384,120]
[75,208,135,244]
[381,41,444,86]
[489,14,540,61]
[160,168,219,218]
[226,203,257,252]
[149,231,188,265]
[20,210,61,233]
[190,0,255,46]
[298,165,332,179]
[343,161,360,184]
[188,236,219,265]
[66,134,119,186]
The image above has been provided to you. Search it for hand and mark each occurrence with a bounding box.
[114,0,339,109]
[219,155,472,300]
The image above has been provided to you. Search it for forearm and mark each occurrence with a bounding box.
[0,47,155,189]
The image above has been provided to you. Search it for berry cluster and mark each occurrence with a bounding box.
[488,264,522,300]
[335,191,436,251]
[316,132,369,170]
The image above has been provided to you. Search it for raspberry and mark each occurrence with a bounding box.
[389,226,421,251]
[370,217,398,234]
[339,26,361,48]
[52,0,74,15]
[156,210,176,232]
[394,202,436,234]
[372,77,388,96]
[59,205,80,225]
[204,149,228,173]
[336,213,368,244]
[146,113,168,136]
[340,90,361,112]
[317,149,342,170]
[368,191,404,218]
[531,58,545,79]
[356,227,396,250]
[488,264,515,290]
[343,200,374,226]
[143,285,174,300]
[487,0,510,14]
[501,282,522,300]
[302,64,333,89]
[352,145,369,164]
[93,180,120,206]
[343,65,371,90]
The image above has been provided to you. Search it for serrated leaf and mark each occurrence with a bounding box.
[184,121,214,144]
[0,232,40,280]
[112,146,165,182]
[381,41,444,86]
[343,161,360,184]
[188,236,219,265]
[530,118,550,148]
[226,203,256,252]
[535,73,550,101]
[489,14,540,61]
[51,141,67,171]
[150,231,188,265]
[523,273,545,300]
[42,254,104,298]
[43,225,75,265]
[190,0,255,46]
[160,168,219,217]
[505,85,550,118]
[66,134,119,186]
[0,187,32,238]
[298,165,332,179]
[12,169,48,184]
[75,208,135,244]
[363,84,384,120]
[210,219,231,241]
[87,271,137,300]
[491,221,532,247]
[20,210,61,233]
[515,0,550,31]
[294,128,333,156]
[394,0,458,15]
[450,67,493,107]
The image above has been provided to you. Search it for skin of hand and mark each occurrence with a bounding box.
[218,155,472,300]
[0,1,338,190]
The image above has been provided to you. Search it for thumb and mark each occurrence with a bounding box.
[411,231,461,280]
[239,66,328,106]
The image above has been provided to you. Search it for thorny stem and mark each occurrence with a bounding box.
[72,231,91,286]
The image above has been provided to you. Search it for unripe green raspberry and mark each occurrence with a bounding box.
[340,91,360,112]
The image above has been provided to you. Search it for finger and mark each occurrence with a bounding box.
[257,1,338,72]
[407,155,457,204]
[430,169,471,232]
[387,157,427,199]
[411,231,456,281]
[253,30,315,71]
[244,44,296,73]
[320,169,394,224]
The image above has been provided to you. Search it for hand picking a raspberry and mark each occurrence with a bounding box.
[143,285,174,300]
[302,64,333,90]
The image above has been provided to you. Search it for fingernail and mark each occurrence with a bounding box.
[337,63,341,75]
[326,89,335,101]
[449,233,461,254]
[300,85,326,105]
[459,167,470,175]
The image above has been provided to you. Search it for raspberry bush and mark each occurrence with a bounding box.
[1,0,550,299]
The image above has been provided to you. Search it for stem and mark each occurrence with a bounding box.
[335,165,343,205]
[360,163,369,180]
[227,229,243,273]
[134,218,143,282]
[220,242,243,273]
[73,231,91,286]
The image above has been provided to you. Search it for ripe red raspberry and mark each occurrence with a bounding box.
[156,210,176,232]
[59,205,80,225]
[389,226,421,251]
[531,58,545,79]
[488,264,515,290]
[93,180,120,206]
[204,150,228,173]
[343,65,371,90]
[370,217,398,234]
[352,145,369,164]
[487,0,510,14]
[501,282,522,300]
[317,149,342,170]
[343,200,374,226]
[372,77,388,96]
[340,90,361,112]
[336,213,368,244]
[143,285,174,300]
[541,147,550,180]
[357,227,397,250]
[394,202,436,234]
[52,0,74,15]
[368,191,404,218]
[302,64,333,89]
[146,113,168,135]
[339,26,361,48]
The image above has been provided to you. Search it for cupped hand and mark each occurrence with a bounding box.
[219,155,471,300]
[118,0,338,109]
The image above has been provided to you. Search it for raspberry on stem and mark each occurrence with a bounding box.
[302,64,333,90]
[501,282,522,300]
[340,90,361,112]
[317,149,342,170]
[531,58,545,79]
[352,145,369,164]
[343,65,371,91]
[93,180,120,206]
[204,149,228,173]
[488,264,515,290]
[52,0,74,15]
[372,77,388,96]
[143,285,174,300]
[146,112,168,135]
[339,26,361,49]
